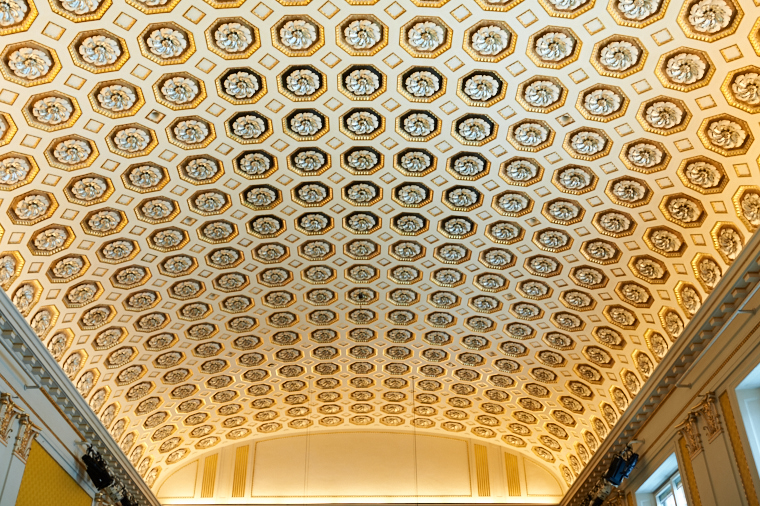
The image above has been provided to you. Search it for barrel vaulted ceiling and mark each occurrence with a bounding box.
[0,0,758,494]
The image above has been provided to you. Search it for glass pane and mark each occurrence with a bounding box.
[656,485,675,506]
[674,476,687,506]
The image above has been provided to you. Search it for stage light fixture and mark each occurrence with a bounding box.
[81,446,114,490]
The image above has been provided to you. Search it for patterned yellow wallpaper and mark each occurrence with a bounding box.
[16,440,92,506]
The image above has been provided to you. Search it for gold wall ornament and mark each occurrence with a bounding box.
[516,75,567,114]
[462,20,516,63]
[676,156,728,194]
[507,119,556,152]
[0,393,22,443]
[606,0,669,27]
[676,412,703,459]
[217,67,267,105]
[68,30,130,74]
[125,0,180,14]
[0,0,37,36]
[575,84,629,123]
[13,414,39,462]
[336,15,388,57]
[690,392,723,442]
[710,221,744,264]
[44,135,98,171]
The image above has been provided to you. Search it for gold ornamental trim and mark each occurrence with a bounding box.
[526,27,581,69]
[462,20,516,63]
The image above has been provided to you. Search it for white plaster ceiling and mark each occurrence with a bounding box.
[0,0,758,494]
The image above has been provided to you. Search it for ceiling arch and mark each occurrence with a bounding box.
[153,431,566,502]
[0,0,758,497]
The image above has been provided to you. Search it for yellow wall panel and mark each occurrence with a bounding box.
[16,440,92,506]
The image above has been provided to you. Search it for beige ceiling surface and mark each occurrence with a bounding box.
[1,0,759,494]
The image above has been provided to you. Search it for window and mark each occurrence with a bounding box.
[737,362,760,478]
[655,472,687,506]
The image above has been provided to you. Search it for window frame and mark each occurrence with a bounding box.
[654,471,686,506]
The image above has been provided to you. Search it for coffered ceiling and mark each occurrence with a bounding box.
[0,0,758,496]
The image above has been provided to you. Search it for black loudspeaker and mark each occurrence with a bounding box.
[81,447,114,490]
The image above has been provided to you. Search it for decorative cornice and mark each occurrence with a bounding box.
[0,290,159,506]
[562,221,760,505]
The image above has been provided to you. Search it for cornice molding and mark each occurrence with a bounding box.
[0,290,160,506]
[562,223,760,505]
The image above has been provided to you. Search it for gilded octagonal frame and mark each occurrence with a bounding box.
[721,65,760,114]
[22,91,81,132]
[399,17,453,59]
[655,47,715,92]
[336,15,388,57]
[204,17,261,60]
[462,20,516,63]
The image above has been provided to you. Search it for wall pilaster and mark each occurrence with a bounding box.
[674,392,747,506]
